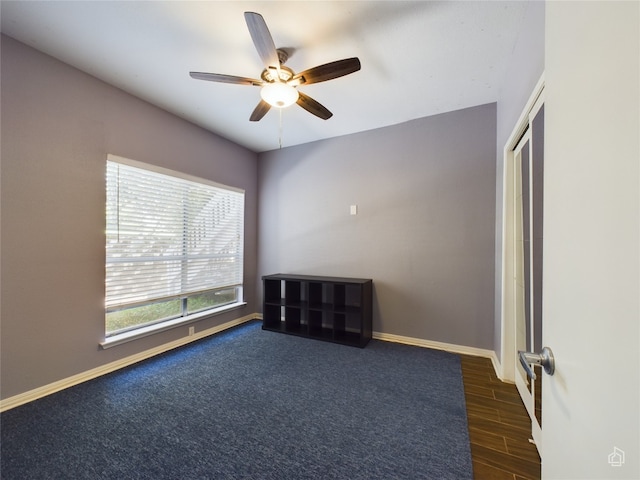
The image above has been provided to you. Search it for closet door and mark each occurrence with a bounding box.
[513,100,544,450]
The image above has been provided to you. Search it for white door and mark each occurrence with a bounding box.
[542,2,639,479]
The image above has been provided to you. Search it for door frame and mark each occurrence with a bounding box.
[500,74,545,383]
[500,75,545,454]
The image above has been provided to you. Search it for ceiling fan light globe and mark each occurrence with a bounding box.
[260,82,299,108]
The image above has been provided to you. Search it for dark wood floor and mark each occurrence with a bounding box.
[460,354,541,480]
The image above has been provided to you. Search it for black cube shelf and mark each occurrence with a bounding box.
[262,274,373,348]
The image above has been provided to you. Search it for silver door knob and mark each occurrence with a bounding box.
[518,346,555,380]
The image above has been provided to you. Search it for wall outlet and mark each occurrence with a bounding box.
[188,326,195,336]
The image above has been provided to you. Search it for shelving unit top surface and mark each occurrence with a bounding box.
[262,273,372,284]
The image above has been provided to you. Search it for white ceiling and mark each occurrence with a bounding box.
[1,1,532,153]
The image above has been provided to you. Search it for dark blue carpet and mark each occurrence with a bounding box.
[1,321,473,479]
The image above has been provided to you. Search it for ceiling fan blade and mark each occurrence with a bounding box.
[291,57,361,85]
[244,12,280,71]
[296,91,333,120]
[250,99,271,122]
[190,72,262,86]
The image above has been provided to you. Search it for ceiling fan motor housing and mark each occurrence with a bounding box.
[261,65,295,83]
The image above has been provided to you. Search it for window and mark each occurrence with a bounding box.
[105,155,244,337]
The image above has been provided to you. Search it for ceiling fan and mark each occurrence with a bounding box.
[189,12,361,122]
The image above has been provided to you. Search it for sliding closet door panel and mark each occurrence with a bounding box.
[532,105,545,353]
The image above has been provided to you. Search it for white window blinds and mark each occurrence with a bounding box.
[106,157,244,310]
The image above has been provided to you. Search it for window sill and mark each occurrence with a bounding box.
[100,302,247,349]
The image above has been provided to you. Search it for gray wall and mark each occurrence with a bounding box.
[0,35,259,400]
[257,104,497,349]
[493,1,545,360]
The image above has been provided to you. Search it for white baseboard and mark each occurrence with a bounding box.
[372,331,504,380]
[0,315,258,412]
[2,317,506,412]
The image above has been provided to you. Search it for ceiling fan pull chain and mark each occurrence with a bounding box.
[279,108,283,149]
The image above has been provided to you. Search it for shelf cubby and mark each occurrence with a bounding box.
[263,304,283,329]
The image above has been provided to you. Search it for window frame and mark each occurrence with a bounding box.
[102,154,246,347]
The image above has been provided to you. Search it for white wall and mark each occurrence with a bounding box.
[543,1,639,478]
[494,0,545,363]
